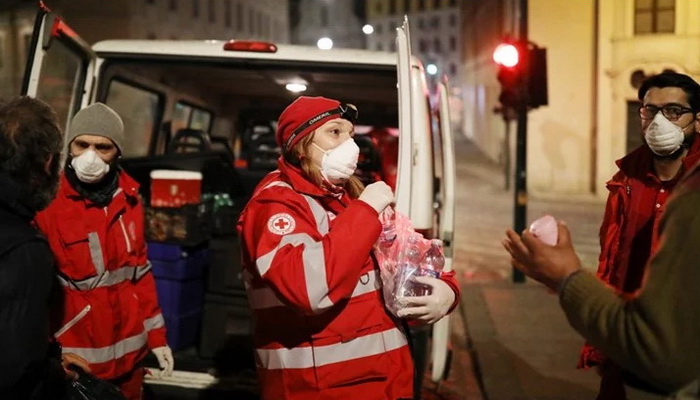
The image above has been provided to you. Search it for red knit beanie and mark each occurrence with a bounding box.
[276,96,347,151]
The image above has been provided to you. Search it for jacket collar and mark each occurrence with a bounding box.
[61,170,140,204]
[277,157,345,199]
[614,137,700,182]
[0,172,35,222]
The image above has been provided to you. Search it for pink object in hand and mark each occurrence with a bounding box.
[529,215,558,245]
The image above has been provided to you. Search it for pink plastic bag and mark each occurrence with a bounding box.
[374,208,444,317]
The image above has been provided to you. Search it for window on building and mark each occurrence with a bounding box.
[449,36,456,51]
[249,7,255,33]
[237,3,244,31]
[431,0,439,9]
[449,14,457,27]
[450,63,457,76]
[418,17,424,30]
[419,39,428,53]
[258,12,263,36]
[418,0,425,12]
[145,0,154,4]
[169,0,176,11]
[635,0,675,34]
[390,41,396,52]
[431,16,439,28]
[208,0,216,23]
[434,38,441,53]
[376,2,382,14]
[449,0,457,6]
[377,42,383,51]
[225,0,232,27]
[192,0,200,17]
[403,0,410,13]
[389,0,396,14]
[321,6,329,26]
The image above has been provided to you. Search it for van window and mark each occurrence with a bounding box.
[35,39,84,132]
[105,79,162,157]
[173,101,213,133]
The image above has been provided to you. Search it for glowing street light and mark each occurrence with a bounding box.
[317,37,333,50]
[426,64,438,76]
[493,43,519,68]
[362,24,374,35]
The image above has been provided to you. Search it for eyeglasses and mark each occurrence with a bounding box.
[638,104,694,121]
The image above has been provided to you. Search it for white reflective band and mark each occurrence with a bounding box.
[87,232,105,275]
[301,195,329,235]
[247,269,380,310]
[57,263,148,291]
[256,327,407,370]
[143,313,165,331]
[302,240,332,312]
[62,331,147,364]
[134,261,152,281]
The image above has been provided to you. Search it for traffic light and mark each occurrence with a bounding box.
[493,42,524,109]
[493,40,548,109]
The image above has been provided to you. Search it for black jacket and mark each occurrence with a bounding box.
[0,173,64,399]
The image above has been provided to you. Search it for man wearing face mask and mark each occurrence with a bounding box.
[237,96,460,400]
[577,72,700,399]
[33,103,174,400]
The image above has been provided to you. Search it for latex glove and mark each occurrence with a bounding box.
[61,353,91,380]
[359,181,394,214]
[396,276,455,324]
[152,346,174,377]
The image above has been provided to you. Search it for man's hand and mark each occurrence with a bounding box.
[502,221,582,291]
[396,277,455,324]
[152,346,174,377]
[61,353,91,380]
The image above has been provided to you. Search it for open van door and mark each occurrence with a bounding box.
[394,17,414,217]
[431,77,457,383]
[22,4,96,132]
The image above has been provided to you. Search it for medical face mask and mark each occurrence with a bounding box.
[70,149,110,183]
[313,139,360,184]
[644,112,687,156]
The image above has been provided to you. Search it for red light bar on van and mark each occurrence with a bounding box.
[223,40,278,53]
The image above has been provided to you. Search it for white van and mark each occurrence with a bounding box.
[23,7,456,394]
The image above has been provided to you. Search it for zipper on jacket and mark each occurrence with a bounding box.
[626,185,631,195]
[118,215,132,253]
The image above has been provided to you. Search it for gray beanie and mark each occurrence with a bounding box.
[67,103,124,153]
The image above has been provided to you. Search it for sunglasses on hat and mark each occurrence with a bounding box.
[284,103,358,151]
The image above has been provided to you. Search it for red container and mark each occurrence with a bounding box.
[150,170,202,207]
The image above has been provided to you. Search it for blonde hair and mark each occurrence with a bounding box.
[284,133,365,199]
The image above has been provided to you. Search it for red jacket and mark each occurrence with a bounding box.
[579,140,700,368]
[238,159,459,400]
[34,172,167,380]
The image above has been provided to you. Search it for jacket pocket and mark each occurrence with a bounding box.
[311,325,390,389]
[58,222,102,281]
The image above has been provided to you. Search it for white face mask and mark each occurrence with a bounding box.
[644,112,686,156]
[313,139,360,184]
[70,149,110,183]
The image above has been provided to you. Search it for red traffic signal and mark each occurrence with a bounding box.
[493,43,520,68]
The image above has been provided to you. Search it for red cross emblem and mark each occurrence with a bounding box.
[267,213,296,235]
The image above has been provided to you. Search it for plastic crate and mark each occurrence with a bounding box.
[145,203,212,246]
[150,245,210,281]
[164,308,202,351]
[155,278,205,316]
[198,292,252,359]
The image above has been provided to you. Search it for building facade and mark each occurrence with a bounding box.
[461,0,700,197]
[366,0,462,85]
[291,0,365,49]
[0,0,290,98]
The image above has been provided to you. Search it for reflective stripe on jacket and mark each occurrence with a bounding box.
[34,172,167,380]
[237,161,414,400]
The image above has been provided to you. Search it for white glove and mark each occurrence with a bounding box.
[396,276,455,324]
[359,181,394,214]
[152,346,174,377]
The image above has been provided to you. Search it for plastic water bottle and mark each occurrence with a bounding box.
[414,239,445,296]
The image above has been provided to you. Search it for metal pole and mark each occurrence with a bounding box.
[513,0,528,283]
[504,117,511,191]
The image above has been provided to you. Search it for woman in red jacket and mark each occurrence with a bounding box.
[237,96,460,400]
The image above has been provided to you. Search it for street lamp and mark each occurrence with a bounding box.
[362,24,374,35]
[426,64,438,76]
[317,37,333,50]
[285,83,307,93]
